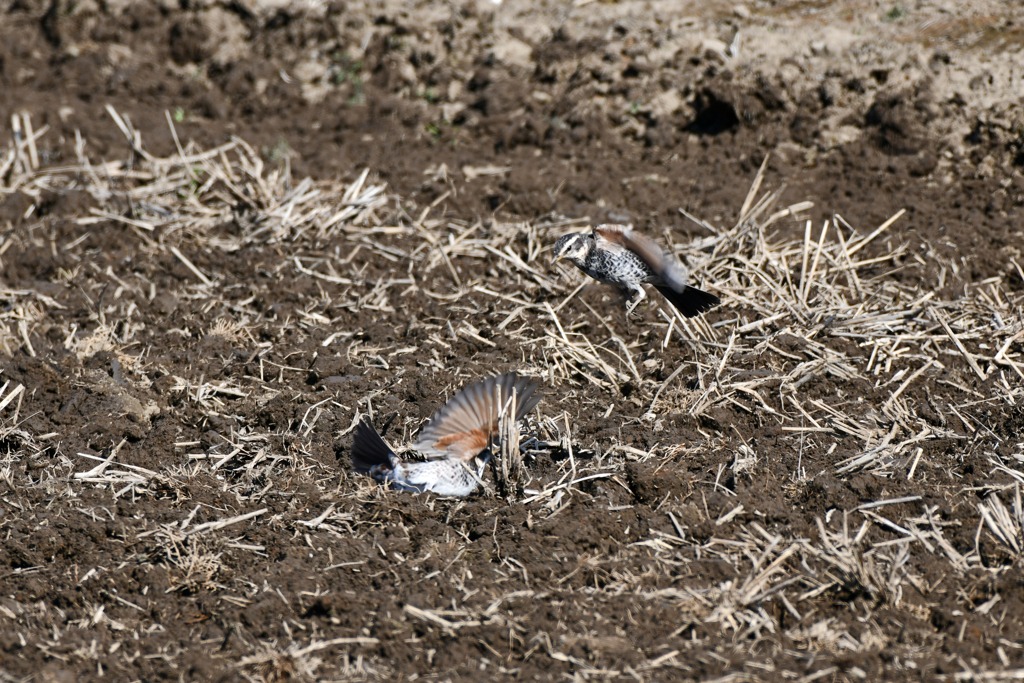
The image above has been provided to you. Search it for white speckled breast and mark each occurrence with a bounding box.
[391,458,485,497]
[584,245,661,287]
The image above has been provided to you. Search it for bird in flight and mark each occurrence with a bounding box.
[350,372,541,496]
[553,223,720,318]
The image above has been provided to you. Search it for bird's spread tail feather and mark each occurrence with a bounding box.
[655,285,721,318]
[351,418,396,474]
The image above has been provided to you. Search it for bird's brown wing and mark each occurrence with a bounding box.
[414,372,542,461]
[592,224,632,256]
[594,224,687,291]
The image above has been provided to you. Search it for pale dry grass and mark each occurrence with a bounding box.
[1,109,1022,680]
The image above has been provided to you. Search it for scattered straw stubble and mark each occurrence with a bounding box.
[1,110,1023,682]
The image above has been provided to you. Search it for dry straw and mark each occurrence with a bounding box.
[2,111,1023,680]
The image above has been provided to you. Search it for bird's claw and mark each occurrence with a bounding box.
[624,296,645,322]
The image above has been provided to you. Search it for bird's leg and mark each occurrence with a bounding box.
[624,285,647,320]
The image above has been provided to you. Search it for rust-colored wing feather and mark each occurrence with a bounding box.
[594,223,689,291]
[592,224,630,254]
[413,372,542,461]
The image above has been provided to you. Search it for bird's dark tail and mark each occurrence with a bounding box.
[655,285,721,318]
[351,419,396,474]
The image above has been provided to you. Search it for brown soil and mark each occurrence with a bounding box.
[1,0,1024,681]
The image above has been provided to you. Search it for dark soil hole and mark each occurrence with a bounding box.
[686,88,740,135]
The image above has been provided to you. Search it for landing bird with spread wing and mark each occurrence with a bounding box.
[350,372,542,497]
[553,223,720,318]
